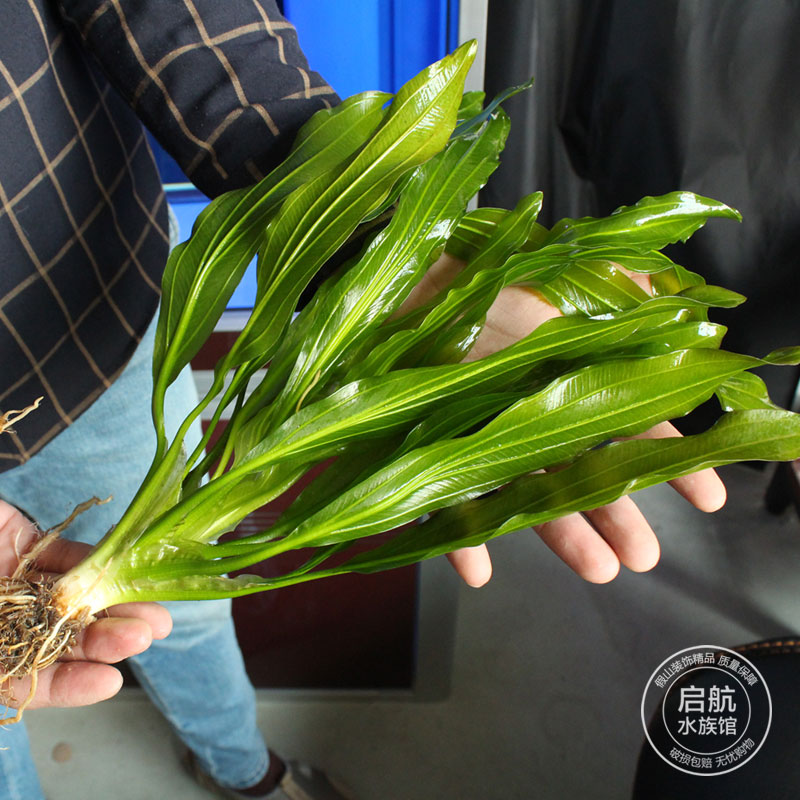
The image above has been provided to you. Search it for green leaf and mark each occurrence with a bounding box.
[218,303,713,549]
[263,109,510,430]
[403,242,739,365]
[354,241,693,378]
[131,460,310,554]
[716,372,780,412]
[214,438,407,555]
[101,406,800,597]
[444,207,508,260]
[394,392,524,457]
[445,206,551,261]
[63,50,800,611]
[332,409,800,573]
[544,192,742,251]
[231,113,512,456]
[219,40,478,373]
[455,192,543,277]
[350,191,543,376]
[84,572,286,604]
[152,91,389,394]
[678,285,747,307]
[535,260,651,316]
[650,263,706,296]
[453,78,534,138]
[261,349,759,554]
[237,301,704,471]
[457,90,485,122]
[602,319,726,357]
[763,346,800,365]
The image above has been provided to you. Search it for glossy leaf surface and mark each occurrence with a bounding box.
[266,349,760,553]
[328,410,800,575]
[219,41,478,373]
[152,91,389,394]
[263,109,510,429]
[65,49,800,610]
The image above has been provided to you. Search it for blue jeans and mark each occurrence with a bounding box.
[0,315,268,799]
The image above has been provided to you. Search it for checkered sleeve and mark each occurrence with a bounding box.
[57,0,340,196]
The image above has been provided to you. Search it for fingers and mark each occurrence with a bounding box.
[0,501,37,574]
[535,496,661,583]
[535,513,621,584]
[448,497,663,587]
[103,601,173,640]
[62,616,156,664]
[431,260,724,587]
[0,498,94,574]
[1,606,170,712]
[60,601,173,663]
[583,496,660,572]
[6,662,124,711]
[0,602,171,712]
[446,544,493,587]
[628,421,727,511]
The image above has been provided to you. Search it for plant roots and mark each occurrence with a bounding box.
[0,575,88,724]
[0,513,101,726]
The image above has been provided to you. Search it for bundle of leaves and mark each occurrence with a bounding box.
[2,42,799,709]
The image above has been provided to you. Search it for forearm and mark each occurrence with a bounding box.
[57,0,339,196]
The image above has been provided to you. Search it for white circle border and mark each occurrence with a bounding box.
[640,644,772,777]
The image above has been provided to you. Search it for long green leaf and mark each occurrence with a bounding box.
[218,314,723,555]
[350,242,698,378]
[95,407,800,600]
[535,260,652,316]
[330,409,800,574]
[223,392,525,554]
[262,110,511,430]
[543,191,742,251]
[444,207,509,260]
[352,199,552,376]
[717,372,780,412]
[453,78,534,137]
[135,302,697,551]
[152,91,389,395]
[248,349,761,557]
[67,46,800,611]
[236,302,696,471]
[456,90,485,122]
[218,41,478,373]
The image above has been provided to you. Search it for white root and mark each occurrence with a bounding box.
[0,397,43,436]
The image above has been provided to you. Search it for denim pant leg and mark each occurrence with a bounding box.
[0,723,45,800]
[0,315,268,793]
[128,597,268,789]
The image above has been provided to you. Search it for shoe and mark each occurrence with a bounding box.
[182,747,357,800]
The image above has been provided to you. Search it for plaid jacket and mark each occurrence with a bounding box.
[0,0,336,472]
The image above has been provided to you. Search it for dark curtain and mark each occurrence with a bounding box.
[482,0,800,426]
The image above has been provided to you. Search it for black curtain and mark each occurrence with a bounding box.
[482,0,800,425]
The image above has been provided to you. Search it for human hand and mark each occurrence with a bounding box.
[0,500,172,710]
[407,255,727,587]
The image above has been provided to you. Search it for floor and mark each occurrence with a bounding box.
[24,463,800,800]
